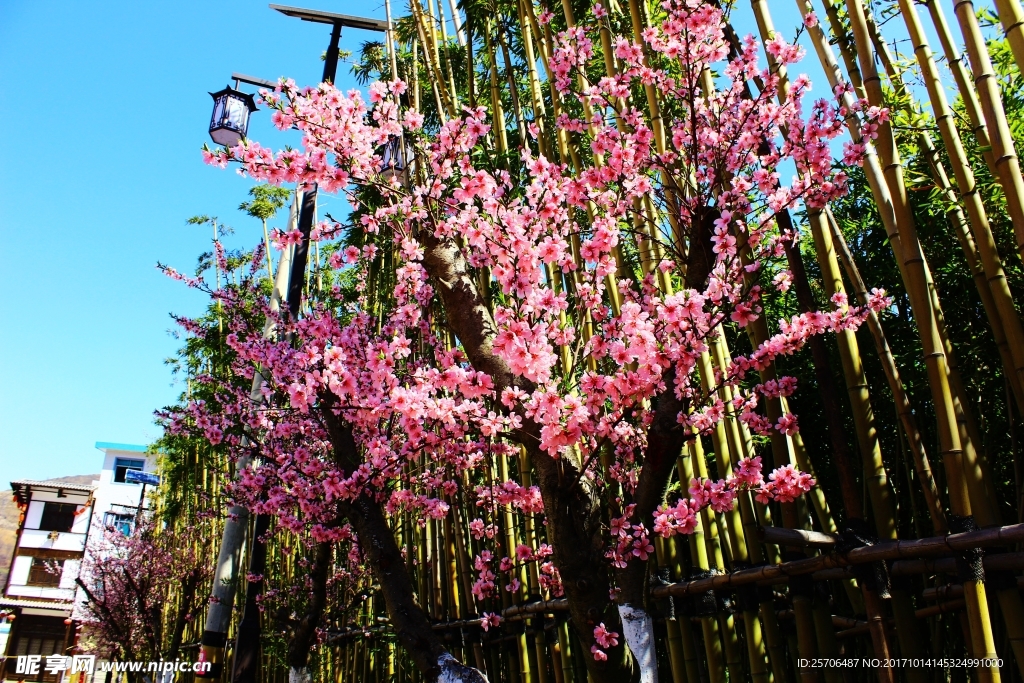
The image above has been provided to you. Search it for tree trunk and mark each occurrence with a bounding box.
[166,568,201,661]
[321,408,489,683]
[342,493,488,683]
[286,541,332,681]
[420,232,637,683]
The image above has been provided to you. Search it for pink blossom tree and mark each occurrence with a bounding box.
[188,2,889,681]
[75,517,211,670]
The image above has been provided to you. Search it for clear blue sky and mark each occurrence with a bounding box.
[0,0,390,482]
[0,0,960,483]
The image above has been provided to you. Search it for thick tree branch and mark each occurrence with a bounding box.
[420,230,636,683]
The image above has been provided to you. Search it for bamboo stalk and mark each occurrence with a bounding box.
[922,0,1000,176]
[826,211,946,532]
[483,19,508,154]
[695,348,782,681]
[677,437,728,683]
[653,537,689,683]
[884,0,1024,411]
[951,0,1024,265]
[806,204,927,671]
[880,0,1024,405]
[802,1,1001,674]
[745,2,895,671]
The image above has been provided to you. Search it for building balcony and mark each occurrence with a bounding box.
[5,585,76,601]
[17,529,87,553]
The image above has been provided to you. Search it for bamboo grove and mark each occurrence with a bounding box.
[115,0,1024,682]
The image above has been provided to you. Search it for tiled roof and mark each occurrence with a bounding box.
[10,480,95,491]
[10,480,96,505]
[0,597,73,611]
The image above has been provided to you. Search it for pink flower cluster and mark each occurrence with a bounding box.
[654,457,815,538]
[591,623,620,661]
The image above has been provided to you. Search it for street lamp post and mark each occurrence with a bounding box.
[266,5,389,322]
[197,9,390,683]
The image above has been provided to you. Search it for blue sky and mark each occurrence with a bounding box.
[0,0,961,483]
[0,0,390,482]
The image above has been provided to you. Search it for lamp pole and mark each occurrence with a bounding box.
[197,9,389,683]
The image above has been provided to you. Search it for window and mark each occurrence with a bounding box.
[113,457,145,483]
[103,511,135,536]
[26,558,62,587]
[38,502,77,532]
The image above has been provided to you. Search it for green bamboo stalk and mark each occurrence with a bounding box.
[698,346,787,681]
[677,438,728,683]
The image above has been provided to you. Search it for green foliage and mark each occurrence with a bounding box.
[239,185,292,222]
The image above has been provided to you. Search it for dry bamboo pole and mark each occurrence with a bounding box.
[794,0,1003,671]
[826,210,946,532]
[806,208,928,673]
[444,506,460,624]
[922,0,1000,176]
[676,438,728,683]
[818,0,864,96]
[851,0,998,538]
[694,350,784,682]
[808,599,843,683]
[801,1,1002,676]
[950,0,1024,264]
[514,0,550,159]
[920,131,1024,512]
[432,0,460,112]
[424,0,457,115]
[798,3,966,679]
[495,24,528,146]
[885,0,1024,412]
[653,523,1024,595]
[445,0,465,46]
[670,554,705,683]
[499,453,533,683]
[732,5,875,669]
[410,0,452,121]
[807,0,929,558]
[914,131,1024,412]
[483,21,508,154]
[992,0,1024,76]
[454,485,487,672]
[652,537,689,683]
[520,0,571,163]
[518,448,548,683]
[693,434,761,682]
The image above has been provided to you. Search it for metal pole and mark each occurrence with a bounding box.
[207,14,355,681]
[197,195,298,681]
[232,21,336,672]
[323,22,342,85]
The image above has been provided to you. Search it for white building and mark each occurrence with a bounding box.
[1,443,157,682]
[87,443,159,541]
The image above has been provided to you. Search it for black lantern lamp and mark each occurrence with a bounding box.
[379,136,407,182]
[208,86,258,147]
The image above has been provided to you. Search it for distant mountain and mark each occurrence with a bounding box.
[0,474,98,591]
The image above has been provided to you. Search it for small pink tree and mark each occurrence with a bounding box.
[75,517,210,667]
